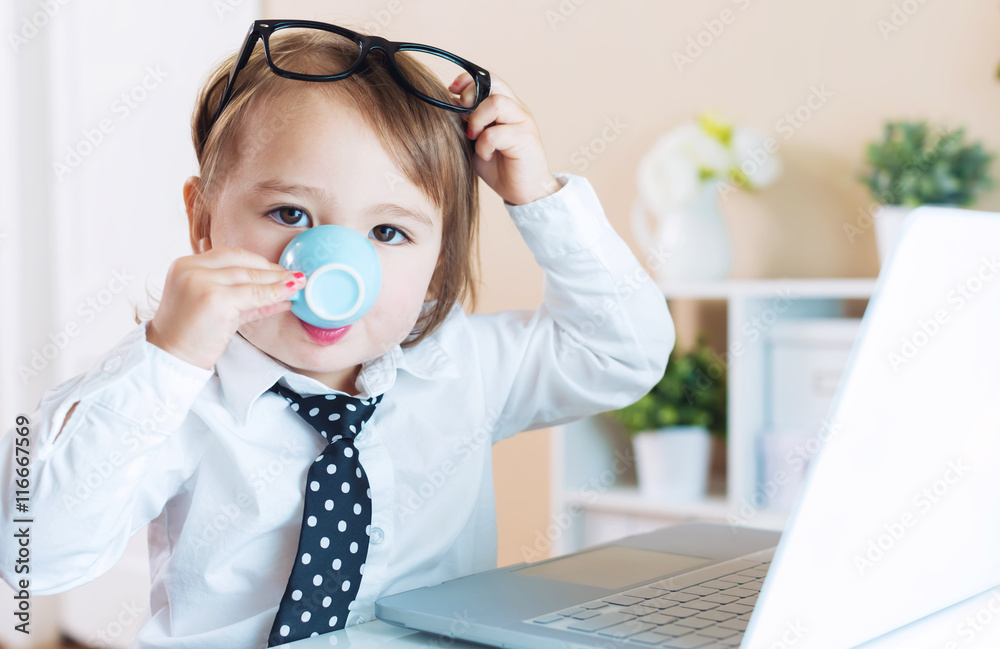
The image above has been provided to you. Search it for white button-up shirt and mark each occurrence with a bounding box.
[0,172,675,648]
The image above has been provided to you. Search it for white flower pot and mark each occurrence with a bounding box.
[756,427,815,512]
[631,426,712,502]
[873,205,912,266]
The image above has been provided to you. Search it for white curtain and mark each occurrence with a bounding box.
[0,1,258,646]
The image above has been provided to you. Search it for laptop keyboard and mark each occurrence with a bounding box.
[524,548,774,648]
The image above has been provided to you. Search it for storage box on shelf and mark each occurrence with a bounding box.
[549,278,875,557]
[758,317,862,512]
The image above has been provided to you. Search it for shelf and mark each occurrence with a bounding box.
[562,486,789,532]
[564,487,728,519]
[549,278,875,555]
[658,277,877,299]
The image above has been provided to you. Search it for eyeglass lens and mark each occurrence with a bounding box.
[267,26,472,109]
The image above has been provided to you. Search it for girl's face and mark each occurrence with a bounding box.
[197,88,444,394]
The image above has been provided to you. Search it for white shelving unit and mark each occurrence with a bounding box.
[549,278,876,557]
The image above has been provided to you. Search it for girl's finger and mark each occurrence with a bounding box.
[231,273,304,313]
[459,81,478,110]
[450,73,477,119]
[449,72,473,95]
[479,74,520,104]
[203,266,302,287]
[465,94,528,141]
[195,245,288,273]
[474,123,532,162]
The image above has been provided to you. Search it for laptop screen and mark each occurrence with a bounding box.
[744,207,1000,649]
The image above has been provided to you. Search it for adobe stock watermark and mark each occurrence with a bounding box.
[664,287,798,409]
[954,587,1000,646]
[18,268,135,385]
[673,0,757,73]
[560,243,671,353]
[382,170,409,194]
[212,0,247,20]
[718,84,834,203]
[886,254,999,372]
[59,394,182,509]
[853,458,970,576]
[360,0,409,35]
[398,407,508,521]
[544,0,591,30]
[189,434,310,554]
[53,65,168,181]
[570,117,628,172]
[8,0,73,53]
[429,609,478,648]
[768,620,808,649]
[733,287,796,347]
[728,418,844,529]
[84,599,145,649]
[519,447,634,562]
[877,0,931,41]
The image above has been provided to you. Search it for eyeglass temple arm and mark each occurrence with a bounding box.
[210,29,262,127]
[478,72,492,103]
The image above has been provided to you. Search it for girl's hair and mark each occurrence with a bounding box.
[136,25,480,349]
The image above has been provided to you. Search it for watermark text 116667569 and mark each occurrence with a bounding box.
[11,414,34,634]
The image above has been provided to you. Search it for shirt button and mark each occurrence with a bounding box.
[369,527,384,544]
[103,355,122,373]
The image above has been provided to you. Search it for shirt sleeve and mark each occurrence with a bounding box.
[467,172,676,444]
[0,320,215,595]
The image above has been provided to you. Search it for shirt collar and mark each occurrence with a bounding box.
[215,306,461,427]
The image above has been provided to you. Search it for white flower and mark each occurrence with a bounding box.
[637,123,730,213]
[636,116,783,213]
[730,127,782,189]
[638,150,698,215]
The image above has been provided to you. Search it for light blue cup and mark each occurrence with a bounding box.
[279,225,382,329]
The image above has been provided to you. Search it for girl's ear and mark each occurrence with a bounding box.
[183,176,211,254]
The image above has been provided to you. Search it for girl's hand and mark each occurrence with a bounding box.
[450,73,561,206]
[146,245,305,370]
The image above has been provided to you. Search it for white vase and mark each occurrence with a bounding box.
[631,179,731,284]
[873,205,912,266]
[632,426,712,502]
[756,426,815,512]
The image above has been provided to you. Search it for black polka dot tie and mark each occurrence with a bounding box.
[265,381,383,647]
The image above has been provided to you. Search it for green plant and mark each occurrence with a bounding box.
[604,335,727,438]
[859,120,993,207]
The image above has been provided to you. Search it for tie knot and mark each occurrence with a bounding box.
[269,381,382,442]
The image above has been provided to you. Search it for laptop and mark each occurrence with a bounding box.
[374,206,1000,649]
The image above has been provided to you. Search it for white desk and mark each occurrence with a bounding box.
[284,617,485,648]
[284,585,1000,648]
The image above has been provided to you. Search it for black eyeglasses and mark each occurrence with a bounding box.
[208,19,492,133]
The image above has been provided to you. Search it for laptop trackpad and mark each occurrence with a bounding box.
[513,545,711,590]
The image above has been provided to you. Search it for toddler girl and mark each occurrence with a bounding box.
[0,20,674,648]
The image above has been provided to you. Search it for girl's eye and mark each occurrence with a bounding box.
[266,206,311,227]
[370,224,411,245]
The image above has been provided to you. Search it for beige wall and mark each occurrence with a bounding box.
[263,0,1000,566]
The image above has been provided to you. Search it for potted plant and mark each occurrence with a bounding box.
[859,120,993,264]
[603,336,727,502]
[632,111,782,283]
